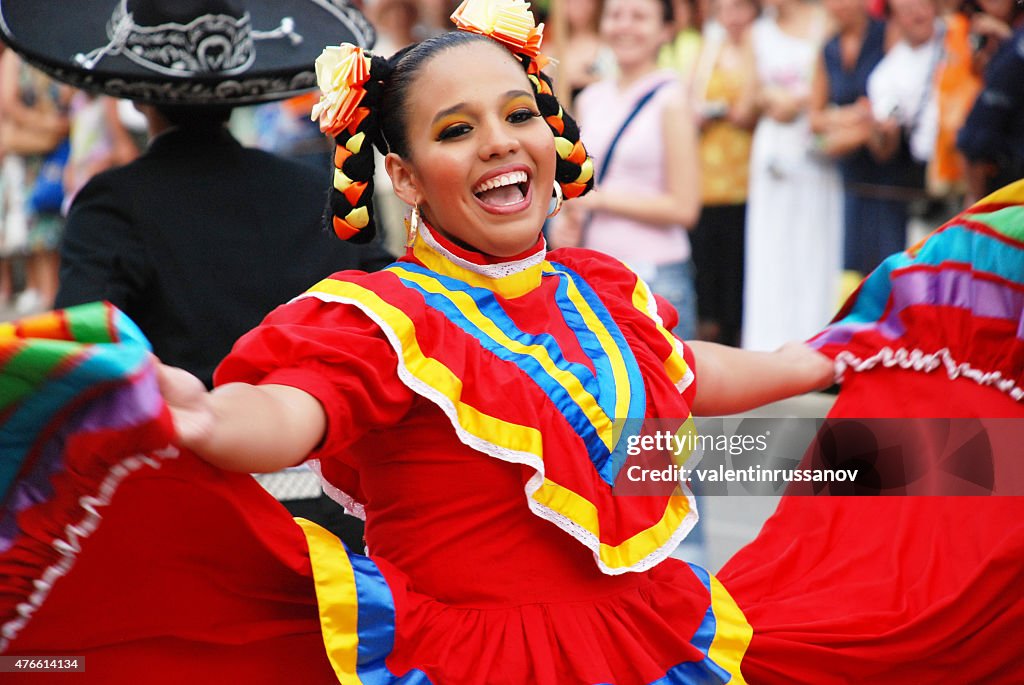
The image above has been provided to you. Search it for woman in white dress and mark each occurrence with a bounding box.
[742,0,843,351]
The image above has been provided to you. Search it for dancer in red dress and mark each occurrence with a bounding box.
[1,0,1022,683]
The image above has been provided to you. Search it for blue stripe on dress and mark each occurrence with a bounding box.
[390,263,614,480]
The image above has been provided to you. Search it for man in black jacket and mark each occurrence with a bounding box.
[54,104,392,550]
[55,104,393,388]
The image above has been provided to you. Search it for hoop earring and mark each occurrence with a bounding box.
[406,204,420,248]
[547,183,564,219]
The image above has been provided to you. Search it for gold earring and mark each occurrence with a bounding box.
[405,204,421,248]
[547,183,564,219]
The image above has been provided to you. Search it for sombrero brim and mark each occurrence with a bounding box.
[0,0,376,105]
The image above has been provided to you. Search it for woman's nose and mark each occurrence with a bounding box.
[478,121,520,160]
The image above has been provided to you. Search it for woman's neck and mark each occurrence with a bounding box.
[725,28,747,46]
[776,0,803,23]
[616,59,659,89]
[840,13,868,39]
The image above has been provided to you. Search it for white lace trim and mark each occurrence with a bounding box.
[0,445,180,653]
[835,346,1024,401]
[306,458,366,520]
[297,290,697,575]
[419,222,547,280]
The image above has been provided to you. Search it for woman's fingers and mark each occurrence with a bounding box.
[154,359,215,449]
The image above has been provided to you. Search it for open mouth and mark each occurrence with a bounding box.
[473,170,530,208]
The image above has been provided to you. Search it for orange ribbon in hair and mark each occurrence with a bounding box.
[450,0,545,59]
[311,44,373,137]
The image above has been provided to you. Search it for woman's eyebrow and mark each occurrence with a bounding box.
[430,90,536,125]
[432,102,467,125]
[504,89,534,102]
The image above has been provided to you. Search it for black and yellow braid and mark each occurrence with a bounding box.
[524,59,595,200]
[326,55,392,244]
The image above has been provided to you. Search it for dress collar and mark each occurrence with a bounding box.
[406,221,548,299]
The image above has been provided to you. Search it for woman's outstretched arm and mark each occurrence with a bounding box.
[688,341,834,416]
[156,361,326,473]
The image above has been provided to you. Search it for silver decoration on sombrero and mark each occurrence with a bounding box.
[0,0,375,104]
[73,0,302,76]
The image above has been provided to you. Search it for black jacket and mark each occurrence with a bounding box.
[957,28,1024,192]
[56,125,394,387]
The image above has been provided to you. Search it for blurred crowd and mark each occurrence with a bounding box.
[1,0,1022,354]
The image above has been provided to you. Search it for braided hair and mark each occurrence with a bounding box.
[325,31,594,243]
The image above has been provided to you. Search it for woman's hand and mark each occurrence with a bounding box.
[154,358,216,452]
[970,13,1012,43]
[776,341,835,392]
[760,87,805,124]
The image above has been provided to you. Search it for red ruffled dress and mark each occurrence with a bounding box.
[212,222,751,684]
[2,183,1024,684]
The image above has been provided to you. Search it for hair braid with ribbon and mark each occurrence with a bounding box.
[523,58,594,200]
[316,52,392,243]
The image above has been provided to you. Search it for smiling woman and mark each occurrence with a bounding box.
[384,38,557,256]
[318,29,593,246]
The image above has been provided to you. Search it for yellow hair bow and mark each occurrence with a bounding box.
[450,0,545,59]
[311,44,372,137]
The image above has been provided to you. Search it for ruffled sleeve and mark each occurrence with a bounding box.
[214,289,416,508]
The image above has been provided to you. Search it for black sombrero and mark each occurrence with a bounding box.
[0,0,376,105]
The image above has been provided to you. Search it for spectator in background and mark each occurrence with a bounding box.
[556,0,702,342]
[957,24,1024,202]
[965,0,1024,72]
[862,0,943,243]
[929,1,983,198]
[690,0,759,346]
[558,0,614,100]
[659,0,704,81]
[810,0,894,282]
[56,102,393,387]
[63,92,141,212]
[743,0,842,351]
[368,0,424,56]
[0,51,70,314]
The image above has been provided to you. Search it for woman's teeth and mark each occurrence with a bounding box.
[474,171,529,207]
[473,170,528,195]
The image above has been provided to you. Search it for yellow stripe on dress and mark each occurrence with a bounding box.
[295,517,364,685]
[390,266,616,452]
[629,274,693,389]
[411,239,543,299]
[533,478,695,571]
[707,574,754,683]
